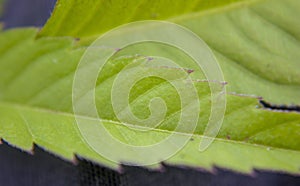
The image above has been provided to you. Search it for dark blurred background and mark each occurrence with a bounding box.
[1,0,56,28]
[0,0,300,185]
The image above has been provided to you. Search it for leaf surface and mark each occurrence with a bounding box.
[0,28,300,174]
[40,0,253,37]
[41,0,300,104]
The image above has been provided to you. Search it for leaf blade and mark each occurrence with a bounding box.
[1,0,300,174]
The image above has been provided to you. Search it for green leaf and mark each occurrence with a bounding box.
[40,0,300,105]
[176,0,300,104]
[0,28,300,174]
[40,0,253,37]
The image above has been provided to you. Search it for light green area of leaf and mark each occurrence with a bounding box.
[0,28,300,174]
[176,0,300,104]
[40,0,253,37]
[1,101,300,173]
[41,0,300,105]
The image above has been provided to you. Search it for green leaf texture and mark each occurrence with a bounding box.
[40,0,300,105]
[40,0,253,37]
[0,28,300,174]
